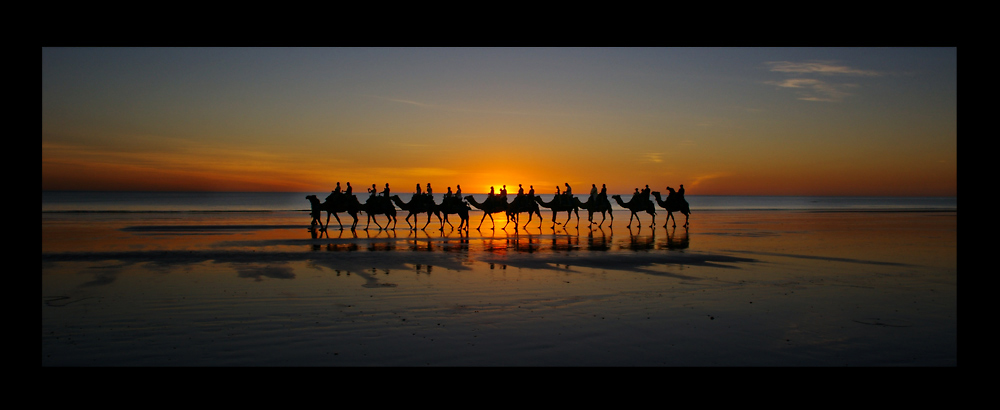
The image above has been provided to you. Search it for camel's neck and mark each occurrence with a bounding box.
[390,195,409,209]
[613,196,628,207]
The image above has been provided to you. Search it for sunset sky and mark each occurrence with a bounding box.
[42,47,957,196]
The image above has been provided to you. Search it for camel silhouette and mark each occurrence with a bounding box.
[506,194,543,230]
[651,189,691,227]
[465,195,509,230]
[438,196,472,231]
[534,195,580,228]
[611,193,656,229]
[360,195,397,230]
[390,195,443,231]
[306,193,362,231]
[574,195,614,227]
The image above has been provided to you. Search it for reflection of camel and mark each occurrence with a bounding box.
[651,189,691,227]
[507,195,543,229]
[465,195,509,230]
[612,194,656,228]
[391,195,443,230]
[438,196,471,230]
[574,195,614,227]
[307,193,361,230]
[361,196,397,230]
[534,195,580,228]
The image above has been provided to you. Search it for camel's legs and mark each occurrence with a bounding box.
[328,212,345,230]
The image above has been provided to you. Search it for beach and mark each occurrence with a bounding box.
[42,198,956,366]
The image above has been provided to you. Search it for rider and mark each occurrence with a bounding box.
[345,182,352,195]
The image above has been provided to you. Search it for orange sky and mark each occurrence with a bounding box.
[42,48,957,196]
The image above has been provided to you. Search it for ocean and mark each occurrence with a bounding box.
[41,191,957,213]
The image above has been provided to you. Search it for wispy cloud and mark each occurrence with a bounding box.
[689,172,730,188]
[765,78,859,102]
[373,95,574,117]
[765,60,883,77]
[765,60,878,103]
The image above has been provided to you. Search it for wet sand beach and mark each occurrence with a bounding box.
[42,209,956,366]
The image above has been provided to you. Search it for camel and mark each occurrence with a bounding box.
[438,196,472,230]
[306,193,362,230]
[611,193,656,229]
[651,189,690,227]
[506,195,543,230]
[360,195,397,230]
[465,195,509,230]
[390,195,443,230]
[534,195,580,228]
[574,194,614,227]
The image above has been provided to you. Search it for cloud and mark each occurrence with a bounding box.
[765,78,858,102]
[689,172,730,188]
[643,153,663,163]
[765,61,882,77]
[764,60,878,103]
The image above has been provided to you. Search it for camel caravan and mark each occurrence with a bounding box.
[306,181,690,232]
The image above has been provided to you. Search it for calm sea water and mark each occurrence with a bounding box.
[41,191,957,213]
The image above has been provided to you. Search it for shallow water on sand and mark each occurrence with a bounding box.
[42,209,956,366]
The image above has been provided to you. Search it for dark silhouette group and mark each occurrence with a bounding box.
[308,181,690,232]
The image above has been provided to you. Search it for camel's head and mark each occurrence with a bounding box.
[306,195,317,200]
[666,187,676,193]
[652,191,661,197]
